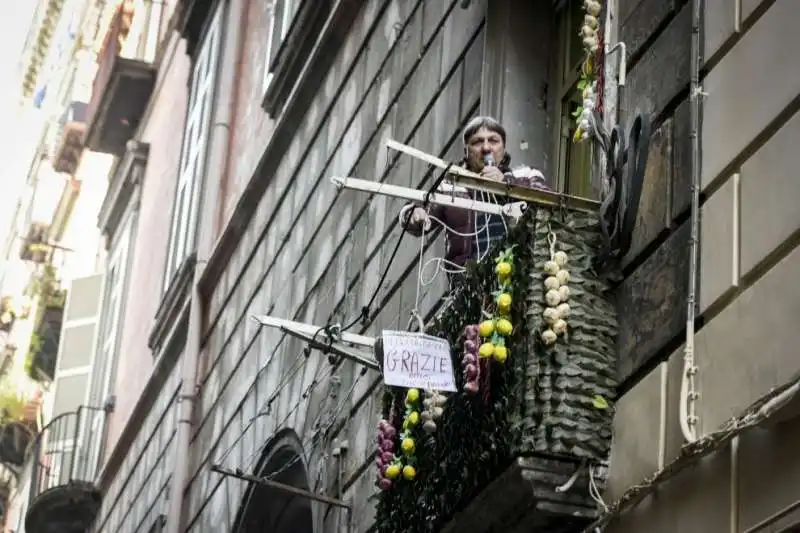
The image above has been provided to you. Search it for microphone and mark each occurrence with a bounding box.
[483,154,495,167]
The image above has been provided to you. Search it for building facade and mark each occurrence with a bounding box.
[11,0,800,532]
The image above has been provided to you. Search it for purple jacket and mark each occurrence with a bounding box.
[401,166,551,267]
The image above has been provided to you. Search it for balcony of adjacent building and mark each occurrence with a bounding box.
[0,388,42,470]
[25,406,107,533]
[25,265,66,385]
[19,223,52,264]
[51,101,89,176]
[84,0,162,156]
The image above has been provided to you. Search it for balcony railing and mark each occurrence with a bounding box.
[25,406,107,533]
[51,101,88,175]
[84,1,157,155]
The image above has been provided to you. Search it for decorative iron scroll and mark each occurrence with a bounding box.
[594,112,652,271]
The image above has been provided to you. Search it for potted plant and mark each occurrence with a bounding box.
[0,384,38,467]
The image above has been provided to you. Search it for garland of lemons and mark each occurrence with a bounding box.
[479,247,516,363]
[375,388,423,490]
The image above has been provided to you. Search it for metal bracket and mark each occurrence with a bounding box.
[331,176,528,221]
[211,464,351,509]
[252,315,380,371]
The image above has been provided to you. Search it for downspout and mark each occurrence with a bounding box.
[165,0,245,532]
[679,0,703,443]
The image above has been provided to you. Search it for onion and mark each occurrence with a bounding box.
[379,478,393,490]
[381,439,394,452]
[462,353,477,365]
[381,451,394,463]
[464,363,478,379]
[464,324,479,339]
[463,339,477,353]
[384,426,396,439]
[464,381,479,394]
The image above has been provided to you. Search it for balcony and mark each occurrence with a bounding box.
[0,297,16,334]
[372,205,618,533]
[19,223,51,263]
[51,101,88,175]
[26,266,66,383]
[84,2,156,156]
[0,390,40,468]
[25,407,107,533]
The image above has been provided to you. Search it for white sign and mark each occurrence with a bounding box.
[380,330,456,392]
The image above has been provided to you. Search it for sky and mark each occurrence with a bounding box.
[0,2,36,111]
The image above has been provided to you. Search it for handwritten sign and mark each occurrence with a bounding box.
[380,331,456,392]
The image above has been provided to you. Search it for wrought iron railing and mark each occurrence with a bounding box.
[85,3,130,134]
[29,406,108,501]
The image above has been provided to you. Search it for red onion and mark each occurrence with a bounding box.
[464,364,478,380]
[384,426,396,439]
[461,353,477,365]
[464,381,479,394]
[464,324,479,339]
[463,339,477,353]
[379,478,393,490]
[381,451,394,463]
[380,439,394,452]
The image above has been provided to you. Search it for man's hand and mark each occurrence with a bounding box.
[406,206,430,231]
[480,166,505,183]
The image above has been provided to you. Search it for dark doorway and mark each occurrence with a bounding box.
[233,434,314,533]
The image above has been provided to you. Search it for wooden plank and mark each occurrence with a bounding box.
[385,138,602,213]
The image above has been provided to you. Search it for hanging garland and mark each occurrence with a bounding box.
[574,0,604,142]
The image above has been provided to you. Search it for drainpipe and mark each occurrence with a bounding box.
[679,0,703,444]
[165,0,245,531]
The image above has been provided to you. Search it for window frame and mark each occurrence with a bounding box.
[261,0,333,117]
[163,0,223,291]
[550,0,595,199]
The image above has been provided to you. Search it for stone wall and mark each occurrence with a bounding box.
[606,0,800,531]
[184,1,489,531]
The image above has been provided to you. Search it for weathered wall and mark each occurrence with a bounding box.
[105,32,190,454]
[184,1,490,531]
[606,0,800,531]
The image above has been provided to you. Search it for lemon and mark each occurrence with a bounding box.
[496,318,513,336]
[402,465,417,480]
[497,293,512,310]
[406,388,420,404]
[493,345,508,363]
[478,320,495,337]
[407,411,419,426]
[385,464,401,479]
[479,342,495,358]
[495,262,512,277]
[401,438,416,454]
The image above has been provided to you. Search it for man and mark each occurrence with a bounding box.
[399,116,550,269]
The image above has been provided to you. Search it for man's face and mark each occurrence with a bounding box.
[465,126,505,171]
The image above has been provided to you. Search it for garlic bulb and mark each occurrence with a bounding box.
[423,420,437,434]
[556,269,570,285]
[541,329,558,345]
[545,289,562,307]
[544,260,560,275]
[556,302,571,318]
[554,251,569,267]
[543,307,561,324]
[558,285,571,302]
[544,276,561,291]
[552,319,568,335]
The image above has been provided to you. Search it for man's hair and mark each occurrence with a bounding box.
[462,116,507,145]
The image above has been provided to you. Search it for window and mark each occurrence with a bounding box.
[163,2,222,289]
[551,0,594,199]
[261,0,332,116]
